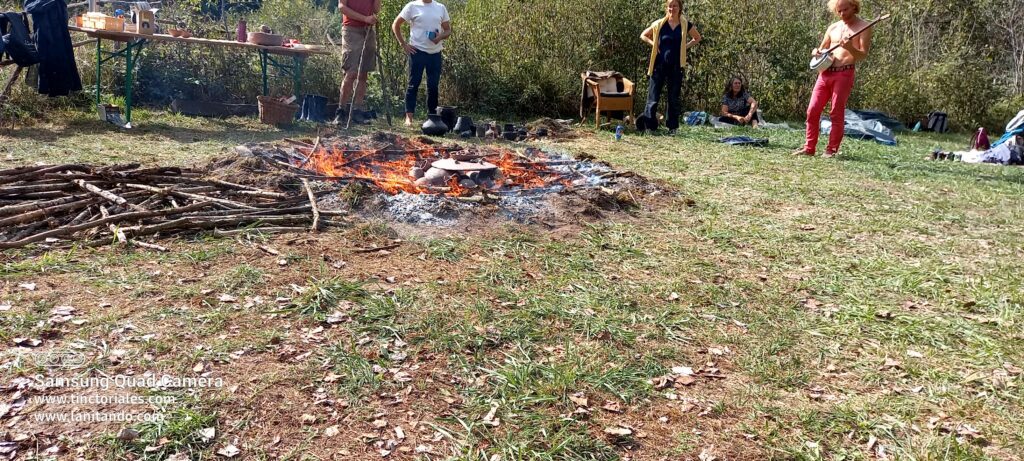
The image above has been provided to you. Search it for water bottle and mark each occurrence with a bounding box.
[614,125,624,141]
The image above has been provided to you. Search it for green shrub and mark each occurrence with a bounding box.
[12,0,1021,129]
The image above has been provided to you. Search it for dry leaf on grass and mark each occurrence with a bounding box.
[569,392,589,407]
[12,338,42,347]
[603,426,633,437]
[325,425,340,437]
[601,401,622,413]
[880,358,901,371]
[675,375,697,386]
[906,350,924,358]
[483,402,501,427]
[198,427,216,442]
[217,444,241,458]
[672,366,695,375]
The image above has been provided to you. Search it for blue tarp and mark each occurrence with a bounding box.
[993,109,1024,147]
[821,109,897,146]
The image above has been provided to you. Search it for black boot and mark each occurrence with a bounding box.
[351,107,368,124]
[331,104,350,125]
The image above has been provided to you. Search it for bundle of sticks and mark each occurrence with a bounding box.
[0,163,344,250]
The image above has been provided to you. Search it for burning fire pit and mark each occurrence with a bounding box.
[241,134,607,197]
[233,133,656,225]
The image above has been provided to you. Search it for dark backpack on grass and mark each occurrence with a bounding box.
[0,12,40,67]
[926,111,948,133]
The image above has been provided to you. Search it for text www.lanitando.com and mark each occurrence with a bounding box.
[32,412,165,423]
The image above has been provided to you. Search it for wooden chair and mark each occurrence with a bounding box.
[583,74,634,128]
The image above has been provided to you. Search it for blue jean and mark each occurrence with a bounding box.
[405,50,442,115]
[642,66,683,130]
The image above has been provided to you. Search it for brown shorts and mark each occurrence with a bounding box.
[342,26,377,73]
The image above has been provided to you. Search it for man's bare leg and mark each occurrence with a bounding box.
[354,72,369,110]
[340,73,357,108]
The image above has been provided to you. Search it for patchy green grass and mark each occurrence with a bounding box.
[286,277,368,320]
[1,111,1022,460]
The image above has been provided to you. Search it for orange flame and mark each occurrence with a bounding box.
[294,137,571,196]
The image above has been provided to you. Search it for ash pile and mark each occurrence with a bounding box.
[234,133,665,226]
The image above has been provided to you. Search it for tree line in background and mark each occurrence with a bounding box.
[6,0,1022,131]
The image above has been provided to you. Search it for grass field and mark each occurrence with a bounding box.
[1,109,1022,460]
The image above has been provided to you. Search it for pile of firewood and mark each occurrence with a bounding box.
[0,163,344,250]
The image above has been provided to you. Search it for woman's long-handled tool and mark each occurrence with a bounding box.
[809,13,890,72]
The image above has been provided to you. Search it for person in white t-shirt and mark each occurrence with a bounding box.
[392,0,452,126]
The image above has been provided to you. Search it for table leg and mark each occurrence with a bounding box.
[95,38,102,106]
[122,39,147,126]
[293,56,304,98]
[260,50,269,96]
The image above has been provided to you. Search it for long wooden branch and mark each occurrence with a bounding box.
[124,183,258,210]
[0,197,100,228]
[302,178,320,232]
[74,179,146,211]
[0,201,214,249]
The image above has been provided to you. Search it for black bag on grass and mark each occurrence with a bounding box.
[0,12,40,67]
[926,111,948,133]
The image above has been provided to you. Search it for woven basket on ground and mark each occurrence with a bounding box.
[257,96,299,125]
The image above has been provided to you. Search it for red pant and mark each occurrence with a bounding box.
[803,68,855,154]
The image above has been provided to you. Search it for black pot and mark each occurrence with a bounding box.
[453,116,473,133]
[421,113,448,136]
[503,123,515,133]
[437,106,458,132]
[502,130,518,141]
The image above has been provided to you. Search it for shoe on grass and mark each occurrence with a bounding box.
[330,107,348,126]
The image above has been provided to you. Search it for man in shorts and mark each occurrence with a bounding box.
[335,0,381,124]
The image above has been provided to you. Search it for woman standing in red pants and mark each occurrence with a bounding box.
[794,0,873,158]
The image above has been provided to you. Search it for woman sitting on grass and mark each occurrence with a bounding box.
[719,76,758,127]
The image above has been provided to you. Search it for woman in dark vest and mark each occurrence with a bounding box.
[719,76,759,127]
[638,0,701,134]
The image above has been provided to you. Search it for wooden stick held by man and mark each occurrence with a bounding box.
[335,0,382,125]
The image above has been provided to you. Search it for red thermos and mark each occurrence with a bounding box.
[236,19,247,42]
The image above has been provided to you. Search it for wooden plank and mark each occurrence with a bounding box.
[68,26,330,56]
